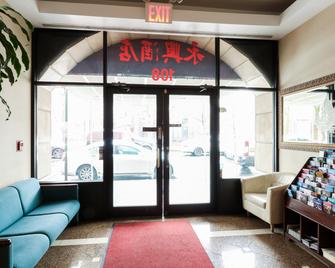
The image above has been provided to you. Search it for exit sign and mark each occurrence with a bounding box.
[145,2,173,24]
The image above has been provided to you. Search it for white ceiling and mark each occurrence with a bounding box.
[5,0,335,40]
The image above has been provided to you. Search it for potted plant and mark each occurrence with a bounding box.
[0,5,33,120]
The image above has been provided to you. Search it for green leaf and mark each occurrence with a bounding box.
[0,9,30,41]
[2,6,33,32]
[4,66,14,84]
[1,71,8,78]
[0,29,17,66]
[1,21,30,70]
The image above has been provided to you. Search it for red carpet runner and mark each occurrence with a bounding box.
[104,220,213,268]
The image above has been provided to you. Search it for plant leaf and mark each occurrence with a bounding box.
[0,94,11,120]
[0,9,30,41]
[1,71,8,78]
[0,28,16,64]
[4,66,14,84]
[2,6,33,32]
[0,20,30,70]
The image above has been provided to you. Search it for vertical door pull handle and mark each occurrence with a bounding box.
[157,148,160,169]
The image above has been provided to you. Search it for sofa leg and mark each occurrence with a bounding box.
[75,213,80,225]
[270,224,274,233]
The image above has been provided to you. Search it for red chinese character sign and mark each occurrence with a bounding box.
[118,39,205,81]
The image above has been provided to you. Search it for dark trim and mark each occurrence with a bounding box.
[163,89,169,216]
[34,81,103,87]
[31,30,37,178]
[274,41,279,172]
[103,31,112,215]
[219,86,275,92]
[274,90,279,172]
[214,37,220,211]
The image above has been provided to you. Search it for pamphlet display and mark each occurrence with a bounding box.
[285,149,335,267]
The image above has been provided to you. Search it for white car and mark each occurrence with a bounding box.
[180,136,210,156]
[67,141,162,180]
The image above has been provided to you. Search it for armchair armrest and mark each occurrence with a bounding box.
[0,239,12,268]
[266,184,289,224]
[40,184,79,203]
[241,174,269,194]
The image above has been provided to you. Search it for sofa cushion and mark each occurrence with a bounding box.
[4,234,49,268]
[0,187,23,232]
[0,214,68,243]
[245,193,267,209]
[28,200,80,222]
[10,178,42,214]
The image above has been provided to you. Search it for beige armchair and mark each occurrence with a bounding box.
[241,172,295,232]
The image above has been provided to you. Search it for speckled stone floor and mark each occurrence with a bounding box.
[37,215,326,268]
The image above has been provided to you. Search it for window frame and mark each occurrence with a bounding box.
[31,31,279,184]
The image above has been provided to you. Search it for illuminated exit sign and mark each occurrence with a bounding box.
[145,2,173,24]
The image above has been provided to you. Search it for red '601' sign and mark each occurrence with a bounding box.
[119,39,205,81]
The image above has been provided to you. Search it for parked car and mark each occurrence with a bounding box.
[180,136,210,156]
[67,141,173,180]
[51,146,64,159]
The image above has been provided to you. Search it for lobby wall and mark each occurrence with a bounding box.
[278,3,335,174]
[0,0,32,187]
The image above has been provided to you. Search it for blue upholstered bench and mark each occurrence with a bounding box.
[0,178,80,268]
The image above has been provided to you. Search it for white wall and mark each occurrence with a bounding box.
[279,3,335,89]
[0,0,31,187]
[279,3,335,174]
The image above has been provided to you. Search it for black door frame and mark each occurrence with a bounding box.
[107,84,218,217]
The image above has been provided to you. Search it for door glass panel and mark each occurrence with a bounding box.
[169,95,210,204]
[113,94,157,207]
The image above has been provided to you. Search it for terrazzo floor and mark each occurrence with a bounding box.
[36,215,326,268]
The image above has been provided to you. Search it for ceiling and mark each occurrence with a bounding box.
[5,0,335,40]
[42,0,296,14]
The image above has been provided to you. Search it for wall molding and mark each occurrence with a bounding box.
[281,73,335,95]
[279,73,335,151]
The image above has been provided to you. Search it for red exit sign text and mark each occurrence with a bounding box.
[145,2,172,24]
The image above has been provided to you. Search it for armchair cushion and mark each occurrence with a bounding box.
[244,193,267,209]
[241,172,295,225]
[28,200,80,222]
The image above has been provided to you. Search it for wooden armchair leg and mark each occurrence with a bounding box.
[270,224,274,233]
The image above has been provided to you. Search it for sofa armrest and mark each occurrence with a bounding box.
[241,175,269,194]
[0,239,13,268]
[266,184,289,224]
[40,184,79,202]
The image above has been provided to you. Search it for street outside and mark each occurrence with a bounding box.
[41,151,258,207]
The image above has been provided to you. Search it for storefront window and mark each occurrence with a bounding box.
[220,90,274,178]
[37,86,103,182]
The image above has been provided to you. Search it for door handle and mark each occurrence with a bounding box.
[157,147,160,169]
[157,126,162,140]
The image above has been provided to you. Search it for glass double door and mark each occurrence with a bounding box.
[110,88,213,216]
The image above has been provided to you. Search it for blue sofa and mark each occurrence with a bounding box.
[0,178,80,268]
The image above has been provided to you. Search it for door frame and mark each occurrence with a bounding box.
[106,84,219,217]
